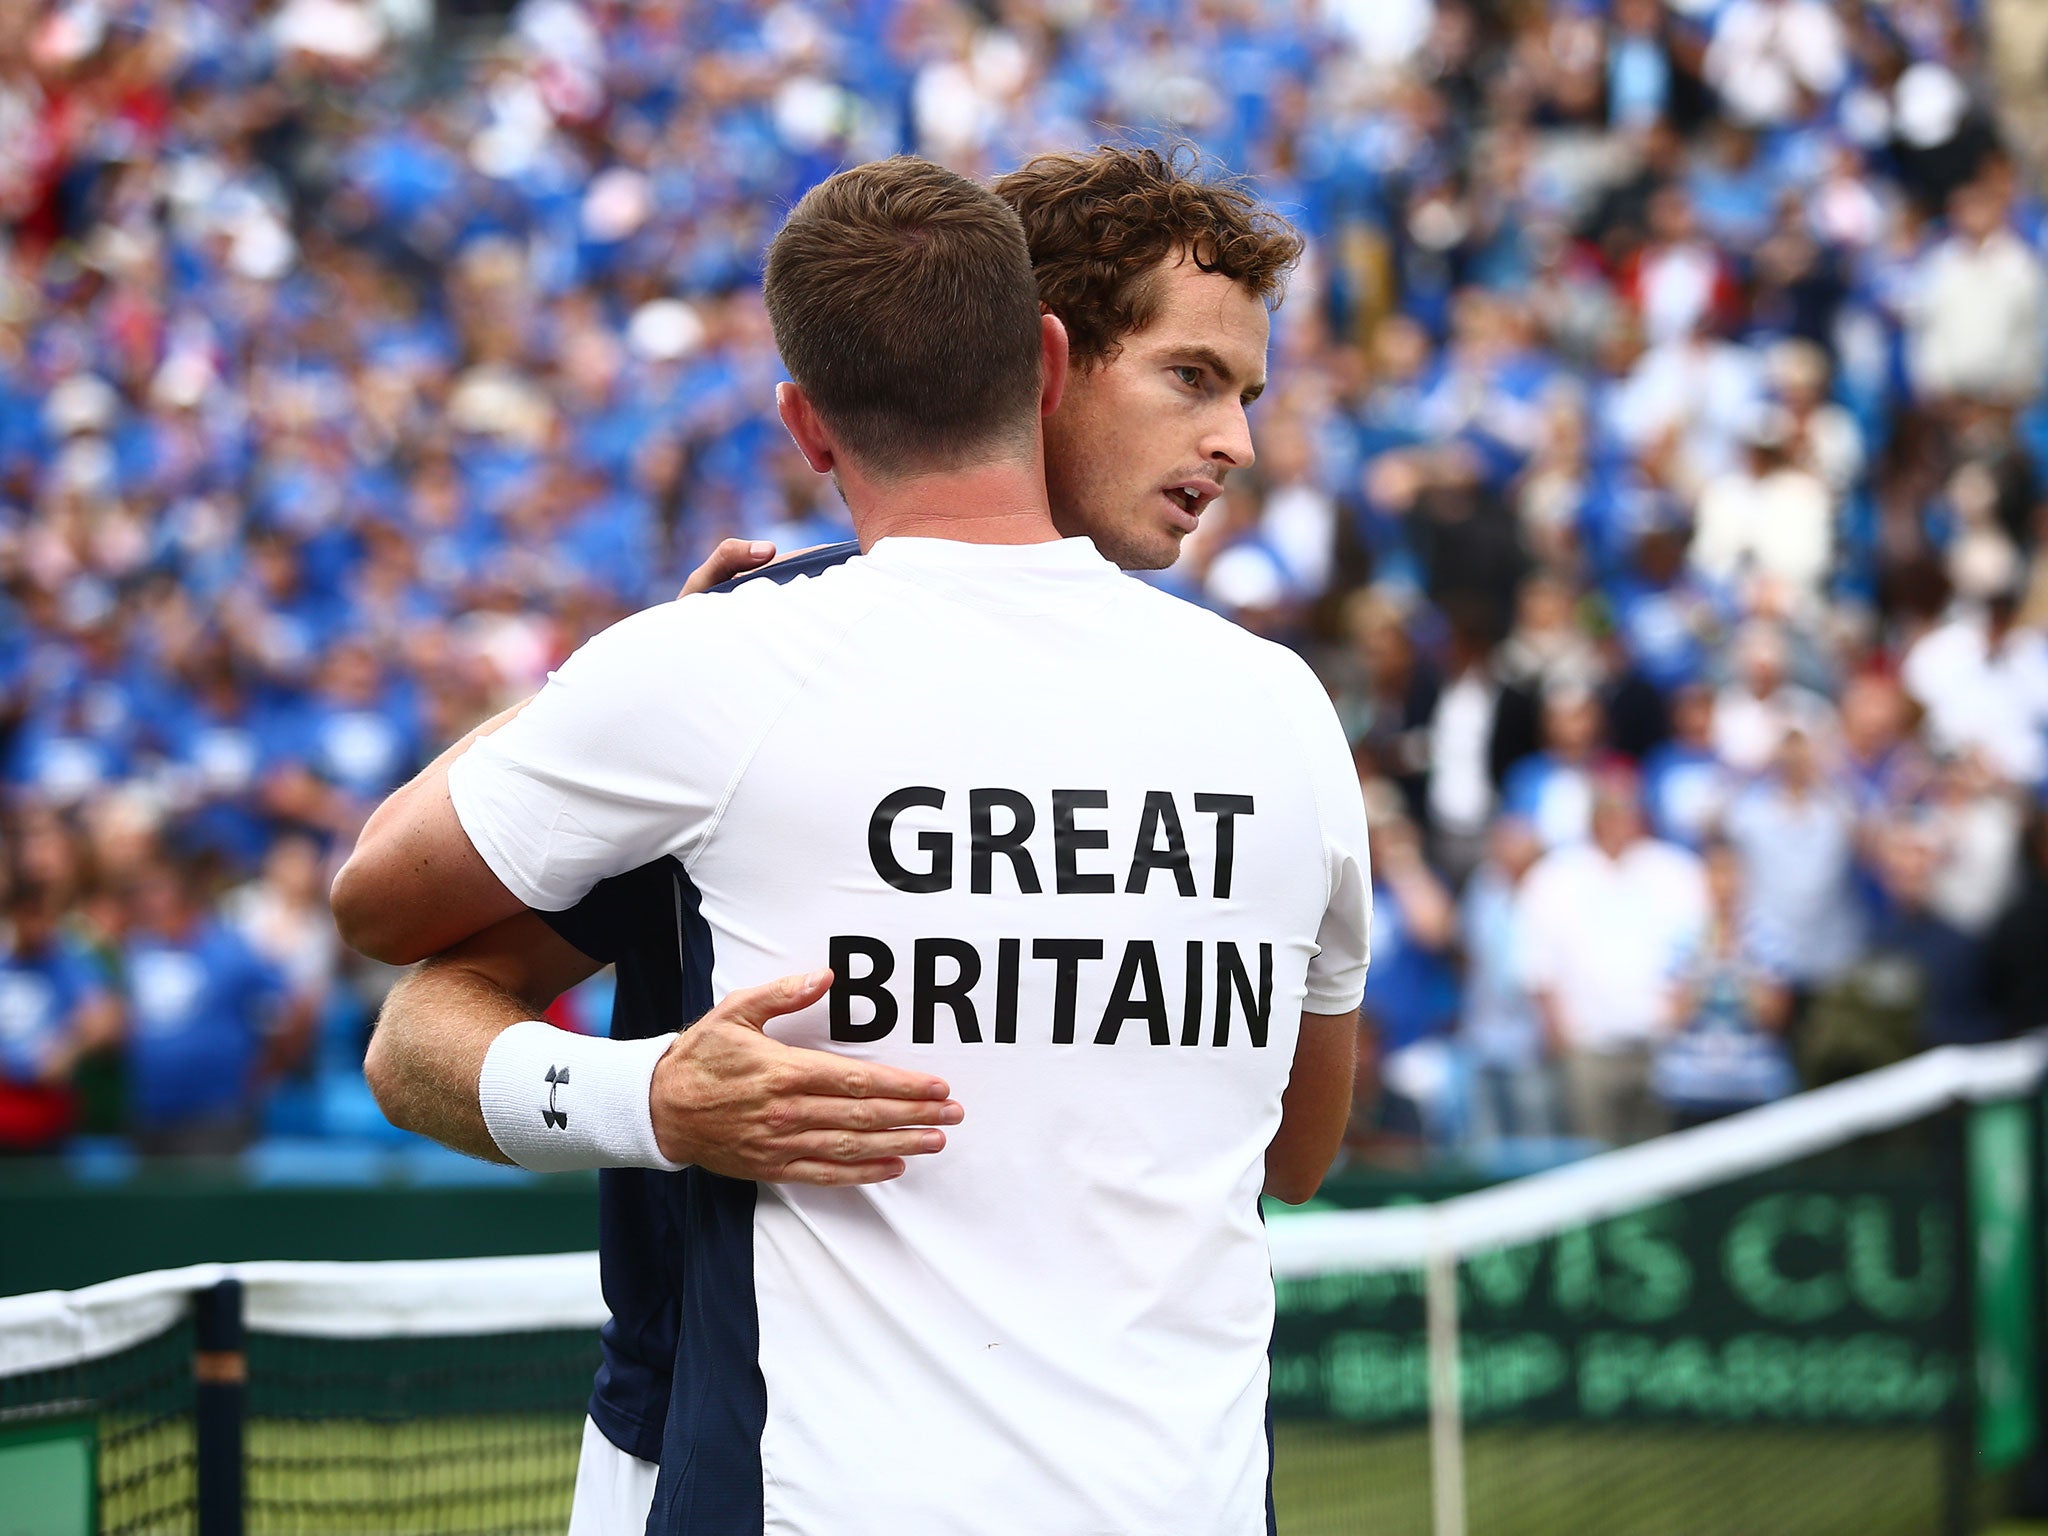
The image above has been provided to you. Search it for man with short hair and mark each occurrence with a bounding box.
[338,150,1357,1534]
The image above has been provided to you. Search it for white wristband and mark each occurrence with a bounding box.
[478,1021,686,1173]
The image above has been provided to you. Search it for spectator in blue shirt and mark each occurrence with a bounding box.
[148,644,279,874]
[1458,816,1555,1146]
[5,690,128,808]
[1611,523,1728,694]
[1652,839,1797,1126]
[0,880,118,1153]
[1501,683,1606,848]
[1643,682,1738,847]
[1723,727,1867,1003]
[267,641,422,839]
[1361,791,1461,1142]
[119,857,311,1154]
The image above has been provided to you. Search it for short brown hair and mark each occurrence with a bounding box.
[763,157,1045,475]
[996,144,1305,365]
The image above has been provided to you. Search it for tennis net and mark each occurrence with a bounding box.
[0,1255,605,1535]
[2,1036,2042,1535]
[1267,1035,2048,1536]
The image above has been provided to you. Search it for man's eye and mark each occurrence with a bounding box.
[1173,366,1203,389]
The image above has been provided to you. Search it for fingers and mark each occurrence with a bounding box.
[774,1044,952,1104]
[715,969,837,1033]
[777,1157,908,1186]
[678,538,776,598]
[716,971,950,1101]
[779,1127,947,1164]
[769,1095,964,1133]
[662,972,964,1188]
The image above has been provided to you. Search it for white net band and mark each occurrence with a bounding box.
[0,1251,607,1379]
[1270,1035,2048,1278]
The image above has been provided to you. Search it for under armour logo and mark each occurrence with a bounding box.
[543,1065,569,1130]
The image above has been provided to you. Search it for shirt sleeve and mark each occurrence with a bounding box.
[1289,661,1372,1015]
[447,603,739,912]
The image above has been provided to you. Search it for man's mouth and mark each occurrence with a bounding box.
[1161,479,1223,527]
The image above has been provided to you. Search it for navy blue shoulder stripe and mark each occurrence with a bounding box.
[648,860,767,1536]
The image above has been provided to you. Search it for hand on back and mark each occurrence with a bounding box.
[651,969,964,1185]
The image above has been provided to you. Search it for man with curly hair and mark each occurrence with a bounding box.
[337,146,1353,1536]
[1005,144,1303,570]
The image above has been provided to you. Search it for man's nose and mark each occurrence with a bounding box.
[1203,401,1255,470]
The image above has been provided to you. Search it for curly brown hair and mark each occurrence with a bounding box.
[995,143,1305,366]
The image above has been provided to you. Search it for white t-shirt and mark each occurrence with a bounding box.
[1516,838,1707,1054]
[1901,612,2048,788]
[449,536,1371,1536]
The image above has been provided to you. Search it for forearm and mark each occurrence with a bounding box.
[1265,1010,1360,1204]
[364,960,535,1163]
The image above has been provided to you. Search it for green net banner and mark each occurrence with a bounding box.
[1271,1165,1963,1431]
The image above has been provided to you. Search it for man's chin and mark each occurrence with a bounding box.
[1056,505,1184,572]
[1108,527,1186,573]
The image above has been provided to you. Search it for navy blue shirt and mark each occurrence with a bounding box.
[537,542,859,1464]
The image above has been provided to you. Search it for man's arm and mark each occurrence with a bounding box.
[1265,1009,1359,1204]
[333,540,782,966]
[364,912,597,1160]
[332,768,528,966]
[367,911,964,1182]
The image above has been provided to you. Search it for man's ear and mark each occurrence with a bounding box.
[1038,312,1069,419]
[777,382,836,473]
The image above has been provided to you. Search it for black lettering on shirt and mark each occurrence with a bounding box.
[970,789,1041,895]
[1032,938,1104,1043]
[1213,941,1273,1048]
[871,787,952,893]
[913,937,982,1044]
[1095,939,1170,1046]
[1051,790,1114,894]
[1193,794,1255,899]
[830,935,898,1042]
[1179,939,1205,1047]
[993,937,1020,1044]
[1124,791,1197,898]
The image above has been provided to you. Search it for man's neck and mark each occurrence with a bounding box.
[848,459,1062,551]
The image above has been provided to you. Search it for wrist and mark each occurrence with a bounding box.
[478,1021,685,1173]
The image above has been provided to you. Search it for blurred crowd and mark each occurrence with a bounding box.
[2,0,2047,1164]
